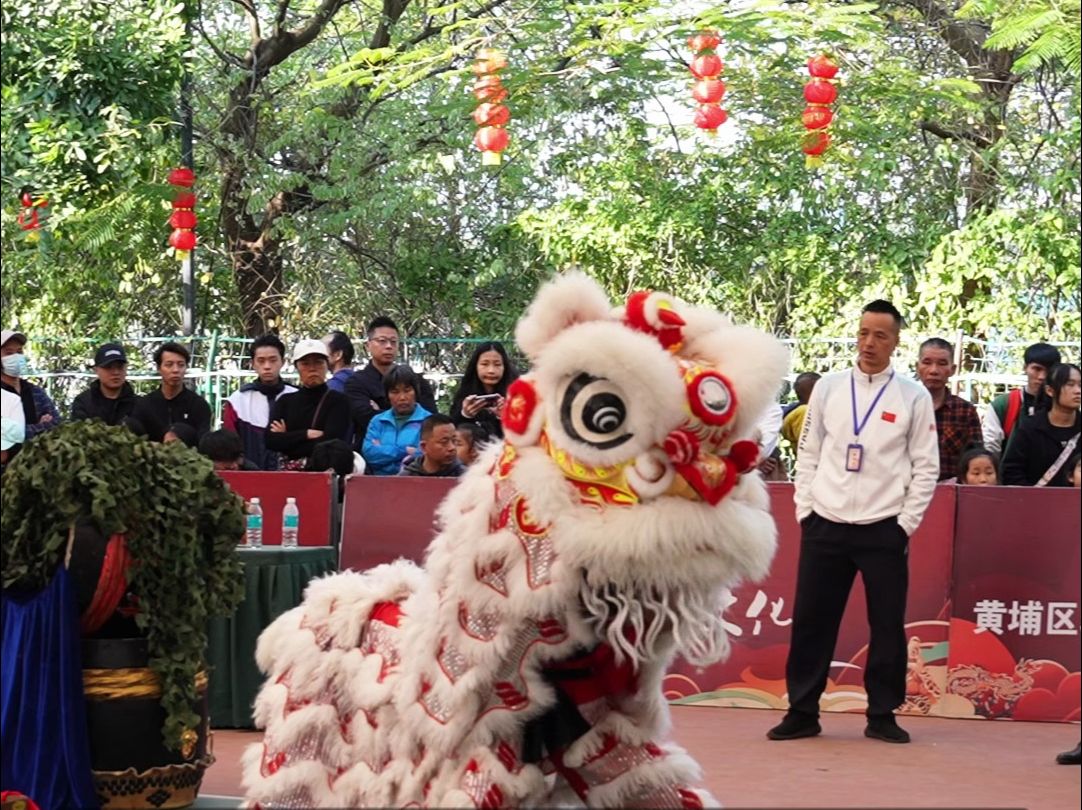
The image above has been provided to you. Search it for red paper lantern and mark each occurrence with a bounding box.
[472,103,510,127]
[17,189,48,234]
[691,79,726,104]
[169,210,198,229]
[803,78,837,105]
[473,75,507,103]
[169,228,196,251]
[808,54,839,79]
[172,192,196,209]
[687,32,720,53]
[694,105,728,131]
[801,105,834,130]
[167,167,195,187]
[474,126,509,153]
[690,54,722,79]
[801,131,831,156]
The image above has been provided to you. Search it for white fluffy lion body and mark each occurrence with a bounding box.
[243,274,789,809]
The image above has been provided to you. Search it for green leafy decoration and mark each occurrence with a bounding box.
[1,421,245,750]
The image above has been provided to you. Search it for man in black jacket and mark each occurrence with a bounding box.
[131,341,212,442]
[70,343,139,426]
[343,316,437,441]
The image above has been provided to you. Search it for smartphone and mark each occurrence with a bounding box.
[473,393,502,404]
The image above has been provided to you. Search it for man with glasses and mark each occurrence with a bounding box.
[343,316,437,440]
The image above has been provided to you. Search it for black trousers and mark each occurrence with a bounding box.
[784,511,909,718]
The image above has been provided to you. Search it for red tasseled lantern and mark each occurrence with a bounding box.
[691,79,726,104]
[808,54,839,79]
[169,228,196,251]
[17,190,48,235]
[690,54,722,79]
[803,78,837,105]
[687,32,720,53]
[473,75,507,103]
[170,210,198,229]
[172,192,196,209]
[801,131,831,156]
[472,103,510,127]
[167,167,195,187]
[694,105,728,131]
[801,105,834,130]
[474,126,510,163]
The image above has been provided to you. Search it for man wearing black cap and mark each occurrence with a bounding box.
[71,343,140,426]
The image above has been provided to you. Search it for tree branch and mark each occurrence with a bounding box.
[918,120,993,148]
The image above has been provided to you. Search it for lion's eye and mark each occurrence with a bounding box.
[688,371,736,426]
[560,373,632,449]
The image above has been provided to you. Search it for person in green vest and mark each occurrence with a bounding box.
[981,342,1061,454]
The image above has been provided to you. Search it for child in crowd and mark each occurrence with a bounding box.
[455,422,484,467]
[199,428,258,471]
[1067,450,1081,489]
[957,446,999,486]
[399,414,464,478]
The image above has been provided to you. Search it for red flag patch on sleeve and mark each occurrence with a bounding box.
[881,411,896,423]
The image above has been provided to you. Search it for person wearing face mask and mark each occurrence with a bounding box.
[1,329,62,442]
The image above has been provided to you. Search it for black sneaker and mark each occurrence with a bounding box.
[864,715,910,744]
[767,712,821,740]
[1056,743,1081,765]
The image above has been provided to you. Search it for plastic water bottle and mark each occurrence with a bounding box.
[246,498,263,548]
[282,498,300,549]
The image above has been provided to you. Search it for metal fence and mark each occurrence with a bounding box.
[18,332,1081,425]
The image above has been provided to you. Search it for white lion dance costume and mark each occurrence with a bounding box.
[243,274,789,808]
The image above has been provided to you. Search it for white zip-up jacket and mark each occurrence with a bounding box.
[794,363,939,537]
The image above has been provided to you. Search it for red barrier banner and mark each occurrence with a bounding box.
[217,470,335,547]
[664,484,958,718]
[334,475,1080,722]
[944,486,1080,722]
[339,476,454,571]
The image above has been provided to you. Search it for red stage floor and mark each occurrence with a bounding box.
[202,706,1080,808]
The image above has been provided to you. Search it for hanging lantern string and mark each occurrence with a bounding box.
[688,30,727,135]
[167,167,197,260]
[472,48,510,166]
[801,54,839,169]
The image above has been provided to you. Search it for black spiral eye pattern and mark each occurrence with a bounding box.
[560,373,632,450]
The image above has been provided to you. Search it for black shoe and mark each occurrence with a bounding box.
[767,712,821,740]
[1056,743,1081,765]
[864,715,910,744]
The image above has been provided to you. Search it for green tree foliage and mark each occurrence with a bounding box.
[0,0,208,338]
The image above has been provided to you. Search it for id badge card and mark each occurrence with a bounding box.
[845,443,864,472]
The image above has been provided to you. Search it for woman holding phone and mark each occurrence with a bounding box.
[450,341,520,444]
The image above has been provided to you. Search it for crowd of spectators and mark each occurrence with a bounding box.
[0,317,1078,487]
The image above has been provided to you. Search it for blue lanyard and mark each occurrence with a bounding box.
[850,370,894,438]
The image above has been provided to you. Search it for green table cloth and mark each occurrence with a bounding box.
[206,546,337,728]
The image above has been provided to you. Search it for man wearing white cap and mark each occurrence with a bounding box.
[265,339,351,467]
[1,329,61,442]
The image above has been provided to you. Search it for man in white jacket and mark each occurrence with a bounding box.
[768,300,939,745]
